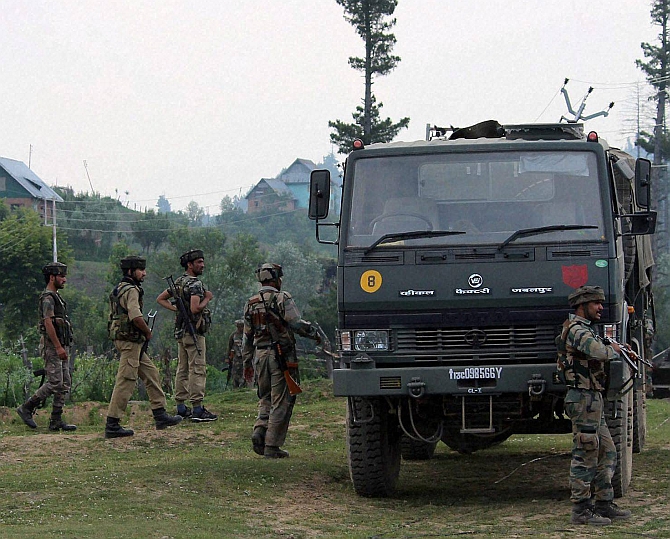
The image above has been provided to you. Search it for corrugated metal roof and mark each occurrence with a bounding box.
[0,157,63,202]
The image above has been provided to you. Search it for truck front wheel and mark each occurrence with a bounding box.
[346,397,401,497]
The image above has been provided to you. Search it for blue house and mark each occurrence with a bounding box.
[0,157,63,220]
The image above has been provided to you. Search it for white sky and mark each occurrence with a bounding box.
[1,0,659,213]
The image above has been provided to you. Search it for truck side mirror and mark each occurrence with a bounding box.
[309,170,331,220]
[635,158,652,209]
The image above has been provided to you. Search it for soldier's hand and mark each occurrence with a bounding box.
[244,367,254,384]
[144,330,152,342]
[56,346,68,361]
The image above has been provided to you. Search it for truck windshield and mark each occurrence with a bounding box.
[345,150,604,248]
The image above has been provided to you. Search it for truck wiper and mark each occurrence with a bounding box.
[497,225,598,251]
[364,230,465,255]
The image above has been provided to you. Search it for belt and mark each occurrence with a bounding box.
[255,344,274,349]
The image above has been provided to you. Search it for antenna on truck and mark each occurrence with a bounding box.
[559,78,614,123]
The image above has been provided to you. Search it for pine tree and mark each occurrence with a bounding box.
[329,0,409,154]
[636,0,670,251]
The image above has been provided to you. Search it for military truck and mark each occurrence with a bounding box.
[308,121,656,497]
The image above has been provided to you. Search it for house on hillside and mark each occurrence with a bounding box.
[245,153,342,215]
[0,157,63,219]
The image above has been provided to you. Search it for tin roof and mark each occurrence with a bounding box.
[0,157,63,202]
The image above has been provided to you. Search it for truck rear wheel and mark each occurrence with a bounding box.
[400,435,437,460]
[346,397,401,497]
[606,388,633,497]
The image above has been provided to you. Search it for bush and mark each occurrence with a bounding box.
[0,349,32,407]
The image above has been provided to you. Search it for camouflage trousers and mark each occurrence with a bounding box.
[108,340,167,419]
[231,354,248,389]
[175,334,207,407]
[253,348,297,448]
[564,388,616,503]
[33,346,71,409]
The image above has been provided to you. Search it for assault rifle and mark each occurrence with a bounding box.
[140,310,157,359]
[224,350,234,389]
[604,338,653,373]
[259,291,302,395]
[164,275,201,356]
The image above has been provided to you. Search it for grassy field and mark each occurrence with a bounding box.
[1,379,668,539]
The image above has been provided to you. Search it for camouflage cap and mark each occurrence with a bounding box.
[180,249,204,268]
[235,319,244,326]
[120,255,146,270]
[42,262,67,276]
[255,263,283,283]
[568,285,606,307]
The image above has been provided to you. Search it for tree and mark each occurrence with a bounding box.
[131,209,170,253]
[0,209,72,341]
[185,201,205,226]
[156,195,171,214]
[329,0,409,154]
[637,0,670,253]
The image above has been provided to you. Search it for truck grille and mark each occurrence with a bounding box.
[395,325,557,364]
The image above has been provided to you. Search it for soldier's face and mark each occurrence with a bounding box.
[584,301,603,322]
[53,274,67,289]
[133,268,146,282]
[190,258,205,275]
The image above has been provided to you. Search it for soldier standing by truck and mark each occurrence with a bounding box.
[242,263,321,458]
[16,262,76,432]
[105,255,182,438]
[560,285,632,525]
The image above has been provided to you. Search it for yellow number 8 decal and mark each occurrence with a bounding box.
[360,270,382,293]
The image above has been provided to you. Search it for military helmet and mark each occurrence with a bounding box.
[120,255,146,270]
[180,249,204,268]
[42,262,67,276]
[568,285,606,307]
[255,263,283,283]
[235,319,244,326]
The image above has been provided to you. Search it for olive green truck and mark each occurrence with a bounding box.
[308,121,656,497]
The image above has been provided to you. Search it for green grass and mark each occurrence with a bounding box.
[1,381,669,539]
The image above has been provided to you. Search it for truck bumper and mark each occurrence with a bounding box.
[333,363,566,397]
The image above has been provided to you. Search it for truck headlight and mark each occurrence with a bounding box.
[338,330,390,351]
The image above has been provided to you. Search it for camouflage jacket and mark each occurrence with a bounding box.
[172,273,211,338]
[561,314,619,391]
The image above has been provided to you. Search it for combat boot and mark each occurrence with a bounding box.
[570,501,611,525]
[105,416,134,439]
[251,426,267,455]
[153,408,183,430]
[264,446,289,459]
[49,408,77,431]
[16,395,42,429]
[594,501,632,521]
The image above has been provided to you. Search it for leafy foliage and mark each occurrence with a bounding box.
[0,209,72,341]
[130,209,171,253]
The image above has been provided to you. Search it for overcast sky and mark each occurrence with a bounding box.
[1,1,659,213]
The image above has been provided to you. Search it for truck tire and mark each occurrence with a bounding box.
[400,435,437,460]
[606,388,633,497]
[346,397,401,497]
[632,387,647,453]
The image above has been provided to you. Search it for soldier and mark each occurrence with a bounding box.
[16,262,76,431]
[156,249,216,422]
[105,255,182,438]
[227,320,248,388]
[242,263,321,458]
[559,285,632,525]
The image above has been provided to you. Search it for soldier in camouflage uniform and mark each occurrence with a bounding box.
[242,263,322,458]
[105,255,182,438]
[16,262,76,431]
[157,249,216,422]
[559,285,632,525]
[227,320,248,388]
